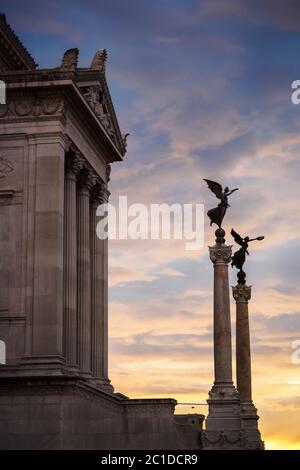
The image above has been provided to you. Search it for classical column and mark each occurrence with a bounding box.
[205,228,241,434]
[232,283,262,439]
[90,182,113,392]
[210,236,233,386]
[63,152,82,366]
[77,168,94,374]
[233,284,252,404]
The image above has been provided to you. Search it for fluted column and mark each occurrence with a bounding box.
[90,182,113,392]
[63,153,82,365]
[77,168,94,373]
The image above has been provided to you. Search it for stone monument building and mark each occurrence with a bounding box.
[0,14,263,450]
[0,14,203,449]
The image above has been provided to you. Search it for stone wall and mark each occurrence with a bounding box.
[0,379,204,450]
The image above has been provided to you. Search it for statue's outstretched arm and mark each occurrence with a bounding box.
[248,236,264,242]
[228,188,239,196]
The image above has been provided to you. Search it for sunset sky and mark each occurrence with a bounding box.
[2,0,300,450]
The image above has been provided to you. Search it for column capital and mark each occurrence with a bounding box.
[232,284,252,303]
[90,179,104,204]
[93,183,110,204]
[77,168,96,192]
[209,244,232,265]
[65,153,83,177]
[101,184,110,203]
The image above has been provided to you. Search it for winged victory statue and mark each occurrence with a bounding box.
[231,229,264,272]
[203,179,239,228]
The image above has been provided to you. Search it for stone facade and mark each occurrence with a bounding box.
[0,14,204,449]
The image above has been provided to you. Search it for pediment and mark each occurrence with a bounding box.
[59,48,127,156]
[75,52,127,156]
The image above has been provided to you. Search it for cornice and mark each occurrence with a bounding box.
[0,67,127,157]
[0,79,123,162]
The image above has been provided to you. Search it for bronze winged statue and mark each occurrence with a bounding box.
[203,179,239,228]
[231,228,264,274]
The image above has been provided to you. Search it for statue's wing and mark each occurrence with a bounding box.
[231,228,244,247]
[203,179,223,199]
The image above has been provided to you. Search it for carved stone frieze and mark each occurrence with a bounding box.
[0,97,65,118]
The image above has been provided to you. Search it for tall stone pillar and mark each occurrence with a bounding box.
[77,168,94,374]
[63,152,82,366]
[232,283,263,448]
[23,135,66,368]
[90,182,113,392]
[205,228,241,439]
[233,283,252,405]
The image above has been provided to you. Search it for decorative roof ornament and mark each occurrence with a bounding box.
[90,49,107,72]
[60,48,79,70]
[122,133,130,150]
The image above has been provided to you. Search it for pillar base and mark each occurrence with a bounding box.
[0,360,114,391]
[88,377,115,394]
[240,400,264,449]
[241,400,259,428]
[206,381,241,431]
[204,393,264,449]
